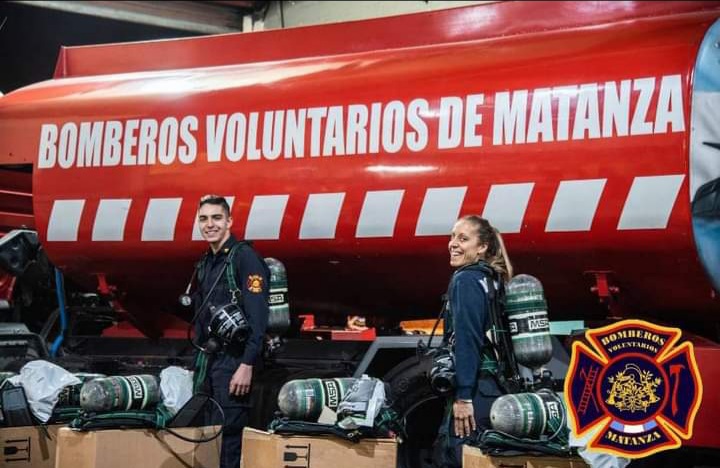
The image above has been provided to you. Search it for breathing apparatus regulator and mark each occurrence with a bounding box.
[180,245,250,354]
[421,297,456,397]
[428,343,456,396]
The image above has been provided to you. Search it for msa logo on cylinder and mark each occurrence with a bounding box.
[546,401,561,420]
[127,376,144,400]
[509,315,549,334]
[269,293,285,305]
[529,317,549,331]
[323,380,340,408]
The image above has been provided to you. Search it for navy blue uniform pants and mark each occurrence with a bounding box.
[433,378,504,468]
[206,354,251,468]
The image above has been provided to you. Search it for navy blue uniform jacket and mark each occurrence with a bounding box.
[195,234,270,365]
[443,262,493,400]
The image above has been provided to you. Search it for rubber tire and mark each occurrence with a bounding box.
[385,356,445,468]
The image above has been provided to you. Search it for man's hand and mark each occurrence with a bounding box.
[453,400,476,438]
[229,363,253,396]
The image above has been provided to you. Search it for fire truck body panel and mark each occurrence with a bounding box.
[0,5,718,321]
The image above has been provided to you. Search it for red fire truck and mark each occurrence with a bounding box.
[1,2,719,465]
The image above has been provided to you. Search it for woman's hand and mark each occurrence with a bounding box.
[453,400,476,438]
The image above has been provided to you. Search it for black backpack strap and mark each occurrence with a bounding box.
[225,242,247,304]
[424,293,448,351]
[195,252,208,286]
[463,262,522,393]
[484,273,522,393]
[224,240,270,305]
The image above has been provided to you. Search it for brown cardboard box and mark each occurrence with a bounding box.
[54,426,220,468]
[1,425,61,468]
[463,445,590,468]
[240,427,397,468]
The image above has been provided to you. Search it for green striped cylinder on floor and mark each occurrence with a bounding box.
[505,274,553,370]
[58,373,106,407]
[490,389,567,442]
[80,375,160,412]
[278,378,357,421]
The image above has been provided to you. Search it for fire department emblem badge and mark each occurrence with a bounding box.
[564,320,702,458]
[246,275,264,293]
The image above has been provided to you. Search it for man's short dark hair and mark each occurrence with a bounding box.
[199,195,230,217]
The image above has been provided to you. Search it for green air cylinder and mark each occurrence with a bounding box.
[57,373,106,407]
[490,389,566,441]
[505,274,553,370]
[265,257,290,335]
[278,378,357,421]
[80,375,160,412]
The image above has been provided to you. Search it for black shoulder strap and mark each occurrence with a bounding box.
[225,242,247,302]
[194,242,246,302]
[486,278,522,393]
[451,262,497,325]
[236,240,271,280]
[224,240,271,303]
[195,252,209,285]
[462,262,522,392]
[461,261,495,279]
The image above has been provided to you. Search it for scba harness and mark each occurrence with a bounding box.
[427,262,522,396]
[189,242,257,393]
[197,241,245,306]
[196,242,252,352]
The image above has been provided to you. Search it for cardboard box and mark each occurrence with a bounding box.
[241,427,397,468]
[1,425,61,468]
[463,445,590,468]
[54,426,220,468]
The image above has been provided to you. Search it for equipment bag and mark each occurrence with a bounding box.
[68,405,173,431]
[474,429,573,458]
[269,409,404,443]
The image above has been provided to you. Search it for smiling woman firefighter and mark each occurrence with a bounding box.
[432,215,513,468]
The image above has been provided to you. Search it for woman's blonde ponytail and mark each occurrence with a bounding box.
[459,215,513,282]
[488,228,513,282]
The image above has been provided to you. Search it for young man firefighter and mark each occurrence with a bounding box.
[191,195,270,468]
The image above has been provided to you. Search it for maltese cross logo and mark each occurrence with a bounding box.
[564,320,702,458]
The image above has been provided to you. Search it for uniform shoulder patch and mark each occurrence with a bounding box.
[246,274,264,293]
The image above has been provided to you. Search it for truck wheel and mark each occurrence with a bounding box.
[385,356,444,468]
